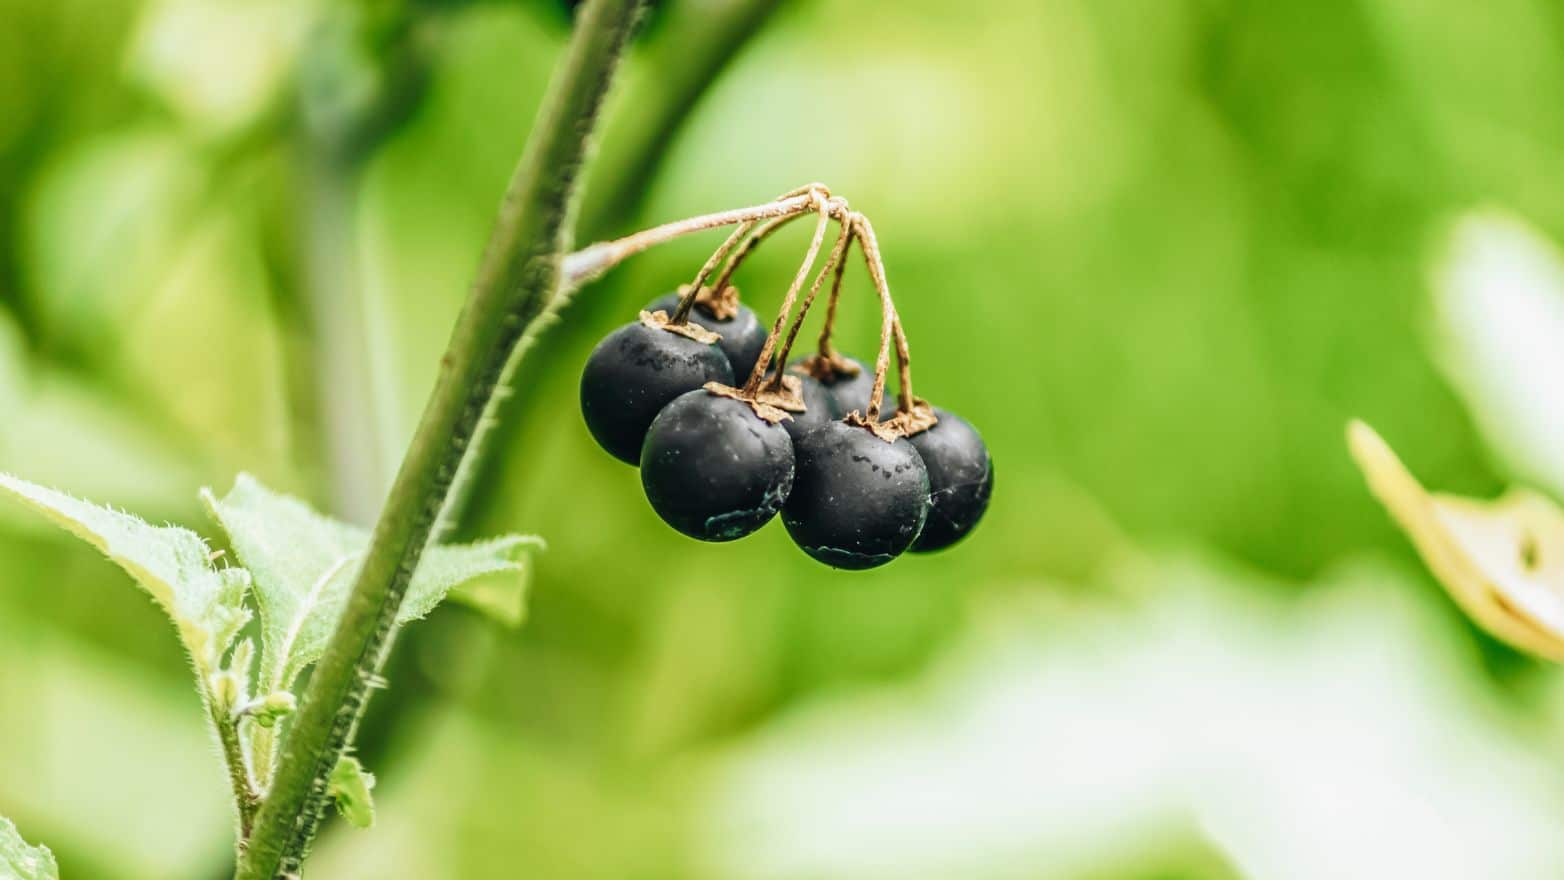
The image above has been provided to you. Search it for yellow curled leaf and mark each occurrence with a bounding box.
[1348,420,1564,660]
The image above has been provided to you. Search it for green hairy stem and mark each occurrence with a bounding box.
[233,1,646,875]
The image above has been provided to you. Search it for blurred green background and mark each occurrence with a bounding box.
[6,0,1564,877]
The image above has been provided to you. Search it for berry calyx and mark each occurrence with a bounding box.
[906,408,993,552]
[640,390,795,541]
[648,287,767,381]
[775,361,842,439]
[580,319,733,464]
[796,352,876,417]
[782,420,930,569]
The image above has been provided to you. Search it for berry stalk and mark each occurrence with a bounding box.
[233,1,647,875]
[709,212,801,294]
[670,220,753,324]
[741,197,835,394]
[852,214,916,421]
[671,184,840,327]
[564,193,817,286]
[767,219,856,389]
[815,223,855,360]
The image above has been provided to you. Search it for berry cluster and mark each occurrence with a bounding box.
[579,185,993,570]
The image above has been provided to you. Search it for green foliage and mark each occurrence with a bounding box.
[0,473,250,673]
[0,469,540,851]
[327,757,377,830]
[7,0,1564,876]
[0,817,57,880]
[201,474,540,694]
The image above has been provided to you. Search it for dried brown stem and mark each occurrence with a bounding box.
[816,223,855,359]
[667,184,839,323]
[709,213,800,297]
[742,196,833,394]
[851,213,915,420]
[671,220,753,323]
[562,193,818,286]
[767,219,855,389]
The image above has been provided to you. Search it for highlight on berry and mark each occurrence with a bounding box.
[577,184,993,569]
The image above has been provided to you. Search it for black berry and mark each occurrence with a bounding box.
[783,421,930,569]
[819,356,878,417]
[907,409,993,552]
[640,391,795,541]
[771,364,842,440]
[580,322,733,464]
[647,292,768,382]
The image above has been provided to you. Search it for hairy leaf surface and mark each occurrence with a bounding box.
[202,474,540,691]
[0,473,250,670]
[327,757,377,830]
[0,816,58,880]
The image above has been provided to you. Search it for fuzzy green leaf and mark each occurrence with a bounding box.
[0,816,58,880]
[0,473,250,671]
[326,756,377,829]
[201,474,541,692]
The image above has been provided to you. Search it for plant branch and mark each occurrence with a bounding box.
[233,1,646,875]
[454,0,786,532]
[742,198,833,393]
[850,214,915,419]
[296,4,441,522]
[576,0,787,238]
[211,701,260,846]
[670,221,754,323]
[708,213,799,297]
[561,192,817,286]
[815,232,853,358]
[298,152,385,524]
[769,219,854,384]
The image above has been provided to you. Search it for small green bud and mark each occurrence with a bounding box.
[262,691,297,716]
[238,691,297,727]
[209,671,241,715]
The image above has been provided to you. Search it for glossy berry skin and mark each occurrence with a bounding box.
[818,356,878,417]
[783,421,930,569]
[648,293,768,383]
[907,409,994,552]
[580,322,733,464]
[641,391,795,541]
[778,368,843,441]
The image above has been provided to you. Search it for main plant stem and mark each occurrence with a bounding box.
[452,0,787,532]
[234,2,645,875]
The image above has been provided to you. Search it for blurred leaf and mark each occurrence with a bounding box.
[1349,421,1564,661]
[127,0,310,136]
[0,816,57,880]
[26,130,198,353]
[202,474,540,690]
[1433,211,1564,497]
[328,756,377,830]
[306,714,687,880]
[699,553,1564,880]
[0,473,251,671]
[25,131,295,479]
[0,619,233,878]
[421,537,545,628]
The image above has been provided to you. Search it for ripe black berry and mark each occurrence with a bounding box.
[778,367,841,440]
[783,421,930,569]
[647,292,768,382]
[907,409,993,552]
[641,391,795,541]
[580,322,733,464]
[818,356,877,416]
